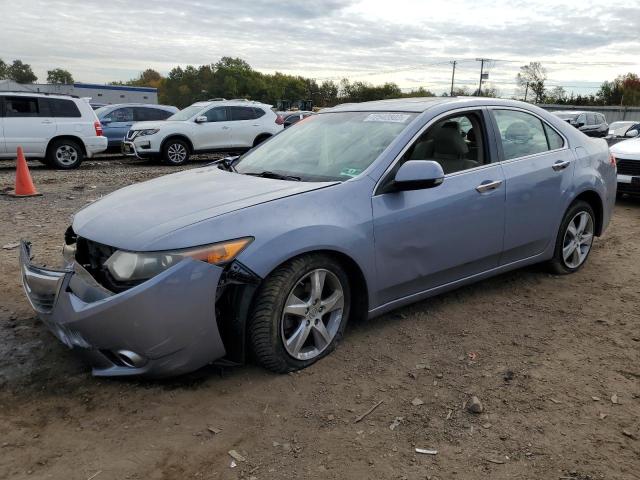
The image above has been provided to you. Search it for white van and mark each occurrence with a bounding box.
[0,92,108,169]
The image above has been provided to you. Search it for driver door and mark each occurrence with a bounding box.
[192,106,232,150]
[372,109,505,306]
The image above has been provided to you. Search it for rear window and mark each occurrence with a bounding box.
[49,98,81,118]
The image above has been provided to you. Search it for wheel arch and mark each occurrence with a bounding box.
[161,134,194,154]
[46,135,87,157]
[252,133,272,147]
[572,189,604,236]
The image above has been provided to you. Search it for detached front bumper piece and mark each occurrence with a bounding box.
[20,241,226,377]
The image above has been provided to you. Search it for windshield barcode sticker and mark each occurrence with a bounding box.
[364,113,412,123]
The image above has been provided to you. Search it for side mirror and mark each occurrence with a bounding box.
[575,122,585,128]
[388,160,444,192]
[625,129,639,138]
[195,116,207,123]
[101,118,112,125]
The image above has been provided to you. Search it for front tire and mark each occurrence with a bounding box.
[162,139,190,165]
[249,254,351,373]
[47,139,84,169]
[548,200,596,274]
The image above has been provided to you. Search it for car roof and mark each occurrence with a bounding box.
[191,99,272,109]
[323,96,540,113]
[98,103,176,109]
[0,91,82,101]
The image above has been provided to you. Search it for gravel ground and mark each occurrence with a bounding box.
[0,156,638,480]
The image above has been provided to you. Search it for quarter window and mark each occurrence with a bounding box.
[4,97,39,117]
[229,106,257,121]
[544,124,564,150]
[49,99,81,118]
[492,110,558,160]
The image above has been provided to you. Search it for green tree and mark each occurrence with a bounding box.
[516,62,546,103]
[8,59,37,83]
[0,59,7,79]
[546,86,568,104]
[47,68,74,84]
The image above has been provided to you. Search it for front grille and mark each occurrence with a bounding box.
[29,291,57,312]
[126,130,137,140]
[617,159,640,176]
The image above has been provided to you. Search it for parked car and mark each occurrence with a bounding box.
[282,111,315,128]
[95,104,178,150]
[122,100,284,165]
[610,136,640,196]
[0,92,107,169]
[20,97,616,377]
[606,121,640,146]
[552,110,608,137]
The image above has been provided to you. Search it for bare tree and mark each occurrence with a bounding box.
[516,62,546,103]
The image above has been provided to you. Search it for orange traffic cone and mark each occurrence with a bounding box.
[10,146,41,197]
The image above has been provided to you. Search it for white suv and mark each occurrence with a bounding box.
[122,100,284,165]
[0,92,108,169]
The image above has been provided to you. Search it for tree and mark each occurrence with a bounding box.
[546,86,568,104]
[0,59,7,79]
[47,68,74,84]
[516,62,546,103]
[7,59,37,83]
[472,85,499,97]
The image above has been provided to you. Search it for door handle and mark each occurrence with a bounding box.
[552,160,571,171]
[475,180,503,193]
[222,126,230,130]
[252,124,260,126]
[41,120,53,124]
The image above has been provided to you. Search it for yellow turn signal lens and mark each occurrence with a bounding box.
[189,238,253,265]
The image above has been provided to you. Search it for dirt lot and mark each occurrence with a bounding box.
[0,157,638,480]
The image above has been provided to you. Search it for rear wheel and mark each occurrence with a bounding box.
[162,139,190,165]
[548,200,595,274]
[249,254,351,373]
[47,139,84,169]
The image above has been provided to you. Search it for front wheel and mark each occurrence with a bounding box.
[548,200,596,274]
[162,139,190,165]
[249,254,351,373]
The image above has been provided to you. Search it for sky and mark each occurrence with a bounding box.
[1,0,639,98]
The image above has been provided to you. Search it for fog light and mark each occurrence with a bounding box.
[114,349,147,368]
[138,141,151,149]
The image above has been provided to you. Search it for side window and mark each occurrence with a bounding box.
[402,111,485,175]
[49,99,81,118]
[133,107,170,121]
[205,107,227,122]
[544,124,564,150]
[109,108,133,122]
[577,113,586,126]
[5,96,39,117]
[586,113,596,125]
[492,110,550,160]
[229,106,257,121]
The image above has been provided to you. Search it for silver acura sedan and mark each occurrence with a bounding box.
[20,97,616,377]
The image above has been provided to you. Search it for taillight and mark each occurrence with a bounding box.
[94,121,103,136]
[275,115,284,125]
[609,153,616,167]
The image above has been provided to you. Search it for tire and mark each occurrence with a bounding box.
[252,134,271,148]
[249,254,351,373]
[46,139,84,169]
[548,200,596,274]
[161,138,190,165]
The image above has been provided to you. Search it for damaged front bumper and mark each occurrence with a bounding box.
[19,241,226,377]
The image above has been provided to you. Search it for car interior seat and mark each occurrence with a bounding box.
[432,125,477,174]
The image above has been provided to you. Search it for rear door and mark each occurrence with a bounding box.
[103,107,134,147]
[191,106,232,150]
[228,106,262,147]
[489,108,574,264]
[3,96,56,156]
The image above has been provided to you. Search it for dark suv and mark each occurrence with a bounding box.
[552,111,608,137]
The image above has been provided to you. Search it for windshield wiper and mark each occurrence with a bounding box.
[244,171,302,181]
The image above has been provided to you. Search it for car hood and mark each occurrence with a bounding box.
[73,166,337,250]
[130,120,184,130]
[610,137,640,157]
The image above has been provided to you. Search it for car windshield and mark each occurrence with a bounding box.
[609,122,634,130]
[235,111,416,181]
[167,105,204,121]
[555,113,578,121]
[94,106,111,117]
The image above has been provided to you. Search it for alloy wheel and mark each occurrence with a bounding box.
[280,269,345,361]
[562,211,594,269]
[55,145,78,166]
[167,143,187,163]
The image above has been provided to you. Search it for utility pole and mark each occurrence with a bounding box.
[476,58,491,96]
[450,60,457,96]
[524,82,529,102]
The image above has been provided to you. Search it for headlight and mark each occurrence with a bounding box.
[137,129,159,136]
[104,237,253,282]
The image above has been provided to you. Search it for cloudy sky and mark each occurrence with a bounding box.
[1,0,639,97]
